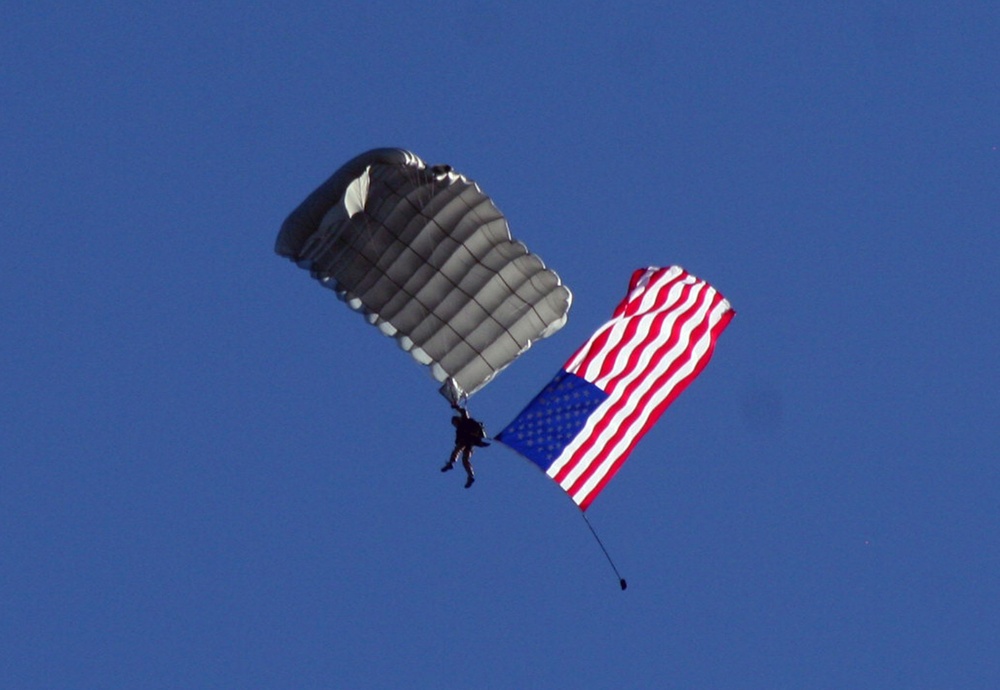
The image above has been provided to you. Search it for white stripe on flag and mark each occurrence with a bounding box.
[547,266,731,505]
[564,297,732,506]
[548,280,717,488]
[500,265,733,511]
[592,279,706,391]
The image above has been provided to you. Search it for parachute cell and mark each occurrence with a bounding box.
[276,148,572,403]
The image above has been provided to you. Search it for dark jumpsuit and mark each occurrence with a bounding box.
[444,410,486,487]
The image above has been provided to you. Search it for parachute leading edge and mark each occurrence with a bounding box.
[276,148,571,404]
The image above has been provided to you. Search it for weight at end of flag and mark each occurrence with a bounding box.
[582,512,628,592]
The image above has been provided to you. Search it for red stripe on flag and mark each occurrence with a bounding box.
[574,297,734,509]
[569,293,723,493]
[568,268,690,383]
[551,275,711,486]
[553,283,721,490]
[563,268,685,375]
[598,280,702,395]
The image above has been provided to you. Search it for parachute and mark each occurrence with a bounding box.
[276,148,572,404]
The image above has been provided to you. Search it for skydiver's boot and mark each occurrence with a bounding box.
[464,472,475,488]
[442,447,461,473]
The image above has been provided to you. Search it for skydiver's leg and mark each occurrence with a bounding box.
[442,446,460,472]
[462,447,475,488]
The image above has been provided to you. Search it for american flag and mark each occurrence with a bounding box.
[497,266,734,510]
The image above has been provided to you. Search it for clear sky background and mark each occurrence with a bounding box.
[3,3,998,688]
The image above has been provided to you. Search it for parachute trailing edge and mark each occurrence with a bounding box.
[276,148,572,404]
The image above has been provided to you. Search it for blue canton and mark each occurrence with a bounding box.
[497,371,609,472]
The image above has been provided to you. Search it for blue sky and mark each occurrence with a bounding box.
[3,2,998,688]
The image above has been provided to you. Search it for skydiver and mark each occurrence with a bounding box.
[441,403,489,488]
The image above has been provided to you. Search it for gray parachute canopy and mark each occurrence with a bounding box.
[276,148,572,404]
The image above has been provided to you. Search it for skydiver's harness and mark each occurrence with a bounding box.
[453,415,490,448]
